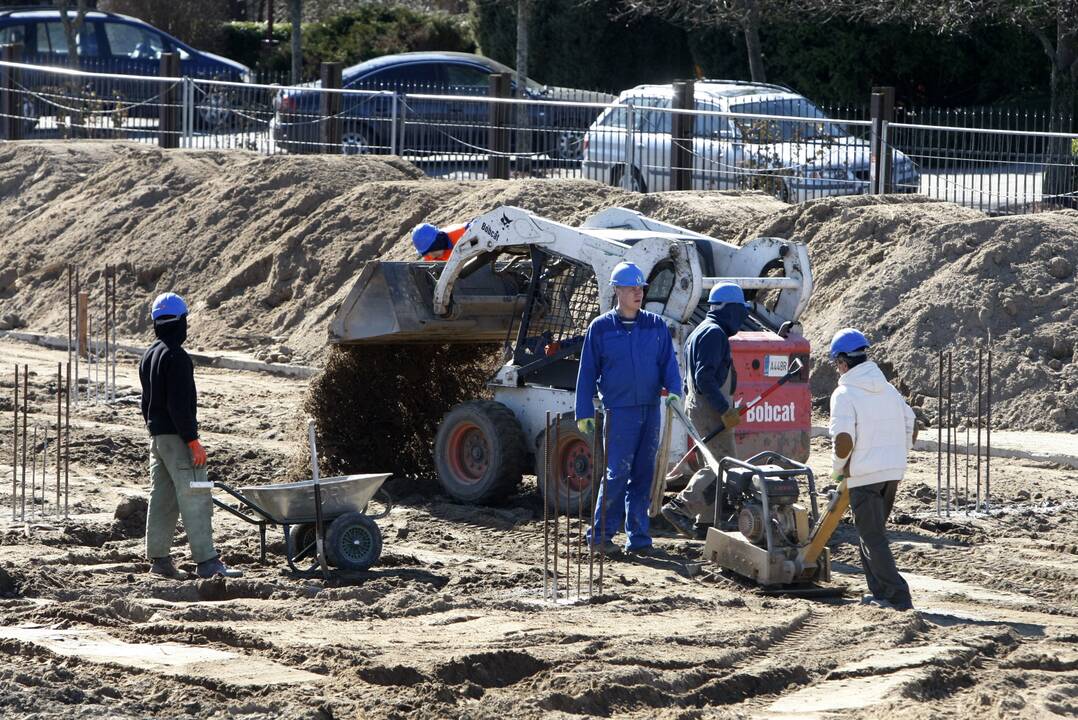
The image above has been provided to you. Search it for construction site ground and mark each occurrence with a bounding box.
[1,337,1076,720]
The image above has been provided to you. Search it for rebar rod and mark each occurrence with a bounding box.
[564,418,571,599]
[543,411,550,600]
[64,361,70,517]
[21,365,27,522]
[946,351,952,517]
[12,365,17,521]
[986,347,992,510]
[976,347,983,511]
[67,266,72,378]
[42,429,48,517]
[598,410,607,595]
[74,269,79,407]
[30,425,37,519]
[577,453,584,600]
[111,265,117,401]
[56,363,61,516]
[936,350,942,516]
[552,417,560,601]
[104,268,109,404]
[588,412,598,598]
[964,423,970,514]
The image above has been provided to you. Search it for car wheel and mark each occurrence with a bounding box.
[612,165,647,193]
[341,125,378,155]
[536,415,596,517]
[550,130,583,160]
[20,95,40,134]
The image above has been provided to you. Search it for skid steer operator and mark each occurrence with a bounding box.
[141,293,241,580]
[661,282,749,538]
[829,328,915,611]
[411,221,469,261]
[576,262,682,555]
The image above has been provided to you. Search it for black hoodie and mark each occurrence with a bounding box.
[684,303,748,414]
[139,316,199,442]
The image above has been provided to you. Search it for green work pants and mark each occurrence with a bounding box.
[145,434,216,563]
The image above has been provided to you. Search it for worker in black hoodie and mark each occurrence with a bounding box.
[140,292,240,579]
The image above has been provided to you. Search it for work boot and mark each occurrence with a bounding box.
[195,556,243,579]
[660,498,696,539]
[148,557,188,580]
[590,539,620,556]
[860,594,913,612]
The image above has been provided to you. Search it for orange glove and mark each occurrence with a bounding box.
[187,439,207,468]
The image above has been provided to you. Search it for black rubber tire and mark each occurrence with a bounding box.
[536,415,597,517]
[434,400,527,505]
[286,523,317,562]
[325,512,383,571]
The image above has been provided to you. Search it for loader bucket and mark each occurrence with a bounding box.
[330,261,526,345]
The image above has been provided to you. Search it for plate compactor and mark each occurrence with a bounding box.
[671,405,849,591]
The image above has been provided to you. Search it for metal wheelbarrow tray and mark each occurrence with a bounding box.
[213,473,392,573]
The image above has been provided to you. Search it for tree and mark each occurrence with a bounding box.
[814,0,1077,204]
[55,0,90,71]
[617,0,805,82]
[290,0,302,84]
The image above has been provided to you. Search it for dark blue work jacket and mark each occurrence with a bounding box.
[575,309,682,419]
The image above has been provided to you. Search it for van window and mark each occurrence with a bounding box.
[0,24,26,46]
[103,21,165,59]
[34,21,96,57]
[635,97,672,135]
[694,101,734,139]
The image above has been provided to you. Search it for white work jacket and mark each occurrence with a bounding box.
[829,361,915,488]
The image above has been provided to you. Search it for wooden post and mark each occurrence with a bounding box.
[488,73,511,180]
[158,53,180,149]
[671,80,694,191]
[0,43,24,141]
[869,92,884,195]
[872,86,896,193]
[319,62,342,152]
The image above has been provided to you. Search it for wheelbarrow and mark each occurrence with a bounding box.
[212,473,392,572]
[211,419,392,574]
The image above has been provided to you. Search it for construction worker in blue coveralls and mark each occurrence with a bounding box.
[575,262,682,556]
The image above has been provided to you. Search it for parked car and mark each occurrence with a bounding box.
[582,81,920,201]
[0,8,252,129]
[271,52,614,158]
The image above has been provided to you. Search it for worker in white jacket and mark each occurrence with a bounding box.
[829,328,915,611]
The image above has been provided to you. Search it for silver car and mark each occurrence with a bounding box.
[582,81,919,201]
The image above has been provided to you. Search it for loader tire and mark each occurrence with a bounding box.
[435,400,526,505]
[536,415,596,517]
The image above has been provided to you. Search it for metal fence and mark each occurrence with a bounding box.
[1,57,1076,214]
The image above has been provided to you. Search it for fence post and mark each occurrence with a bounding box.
[869,92,884,195]
[319,62,342,153]
[623,104,636,191]
[488,73,510,180]
[180,77,192,148]
[873,86,895,193]
[389,93,398,156]
[671,80,694,191]
[158,53,180,149]
[0,43,24,142]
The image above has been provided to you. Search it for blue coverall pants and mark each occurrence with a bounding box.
[588,404,661,550]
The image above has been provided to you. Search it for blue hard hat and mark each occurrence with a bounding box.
[151,292,188,321]
[829,328,870,360]
[411,223,440,255]
[708,282,749,306]
[609,261,648,287]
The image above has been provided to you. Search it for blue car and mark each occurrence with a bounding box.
[271,52,614,158]
[0,8,252,129]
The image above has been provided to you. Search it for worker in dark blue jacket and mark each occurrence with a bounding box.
[576,262,682,555]
[661,282,749,537]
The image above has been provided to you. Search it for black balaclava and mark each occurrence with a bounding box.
[153,315,188,348]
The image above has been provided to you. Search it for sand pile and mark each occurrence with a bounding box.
[740,195,1078,432]
[0,142,779,363]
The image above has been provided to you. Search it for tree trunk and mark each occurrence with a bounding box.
[515,0,531,174]
[290,0,303,85]
[1043,14,1077,207]
[742,0,766,83]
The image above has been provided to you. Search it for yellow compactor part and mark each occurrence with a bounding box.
[799,478,849,567]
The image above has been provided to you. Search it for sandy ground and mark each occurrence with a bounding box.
[0,337,1075,720]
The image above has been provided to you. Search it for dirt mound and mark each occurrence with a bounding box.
[738,195,1078,431]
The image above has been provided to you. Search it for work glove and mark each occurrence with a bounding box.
[187,439,207,468]
[830,471,844,483]
[721,408,742,429]
[664,393,681,409]
[577,418,595,435]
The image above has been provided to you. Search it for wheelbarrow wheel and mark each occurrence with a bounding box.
[287,523,317,562]
[325,512,383,571]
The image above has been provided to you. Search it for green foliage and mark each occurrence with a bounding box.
[220,4,476,76]
[689,19,1051,107]
[472,2,1053,107]
[472,0,694,91]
